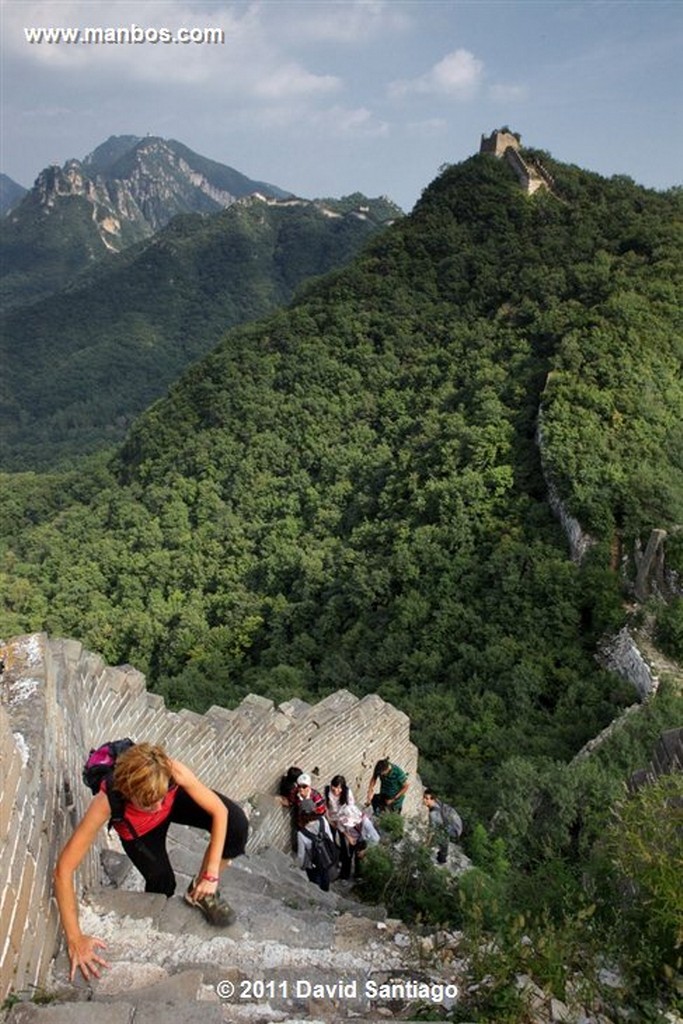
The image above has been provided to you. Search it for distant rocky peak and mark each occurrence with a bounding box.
[1,135,294,305]
[34,160,91,206]
[178,158,238,207]
[82,134,142,174]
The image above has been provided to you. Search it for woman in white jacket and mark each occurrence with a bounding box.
[325,775,379,878]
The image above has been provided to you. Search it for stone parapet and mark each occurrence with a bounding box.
[0,633,419,1001]
[597,625,659,699]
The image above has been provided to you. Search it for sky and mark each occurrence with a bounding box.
[1,0,681,212]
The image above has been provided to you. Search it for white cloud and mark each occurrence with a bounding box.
[406,117,448,136]
[322,105,389,137]
[20,105,78,119]
[5,1,246,78]
[5,1,346,91]
[389,48,484,100]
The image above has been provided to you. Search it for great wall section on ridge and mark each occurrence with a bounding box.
[479,128,555,195]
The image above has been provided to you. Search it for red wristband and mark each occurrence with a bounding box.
[201,873,219,883]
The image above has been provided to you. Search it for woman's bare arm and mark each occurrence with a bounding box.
[53,791,111,981]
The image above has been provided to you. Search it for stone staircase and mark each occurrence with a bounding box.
[3,823,463,1024]
[0,632,422,1009]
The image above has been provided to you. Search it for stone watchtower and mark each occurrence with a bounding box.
[479,128,522,158]
[479,128,551,195]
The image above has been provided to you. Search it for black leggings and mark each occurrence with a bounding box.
[121,788,249,896]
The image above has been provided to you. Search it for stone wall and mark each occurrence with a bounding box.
[478,129,548,195]
[501,146,547,195]
[1,635,67,1003]
[536,413,596,564]
[628,726,683,791]
[597,626,659,700]
[0,633,420,1001]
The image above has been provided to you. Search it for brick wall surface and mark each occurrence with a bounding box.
[0,633,420,1001]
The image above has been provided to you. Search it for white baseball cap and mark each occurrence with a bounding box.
[297,773,312,787]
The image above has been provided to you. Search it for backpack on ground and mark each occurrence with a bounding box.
[304,820,340,879]
[440,801,463,841]
[82,738,140,839]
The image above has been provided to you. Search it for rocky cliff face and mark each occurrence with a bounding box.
[24,136,289,254]
[1,135,399,313]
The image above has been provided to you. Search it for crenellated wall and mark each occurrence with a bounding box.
[479,129,550,194]
[0,633,420,1001]
[479,129,521,157]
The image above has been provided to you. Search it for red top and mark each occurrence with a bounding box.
[101,780,178,841]
[296,787,327,826]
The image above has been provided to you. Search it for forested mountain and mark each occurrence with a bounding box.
[1,148,682,1008]
[2,147,680,784]
[0,135,292,309]
[0,172,26,214]
[0,193,400,470]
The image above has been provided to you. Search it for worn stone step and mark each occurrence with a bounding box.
[5,1002,443,1024]
[122,827,384,922]
[4,1001,226,1023]
[45,865,410,1005]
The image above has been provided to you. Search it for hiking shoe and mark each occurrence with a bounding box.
[185,881,236,927]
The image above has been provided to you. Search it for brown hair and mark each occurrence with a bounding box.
[112,743,173,807]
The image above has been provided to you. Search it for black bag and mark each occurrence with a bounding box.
[305,820,340,877]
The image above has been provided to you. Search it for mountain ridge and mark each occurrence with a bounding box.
[4,146,680,782]
[0,135,295,309]
[0,189,401,469]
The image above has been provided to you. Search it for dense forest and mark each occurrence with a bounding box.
[1,148,682,1017]
[0,194,399,469]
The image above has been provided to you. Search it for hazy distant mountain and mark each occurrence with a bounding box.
[0,173,26,215]
[0,135,292,309]
[0,191,402,468]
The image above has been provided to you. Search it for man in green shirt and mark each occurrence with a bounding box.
[366,759,409,815]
